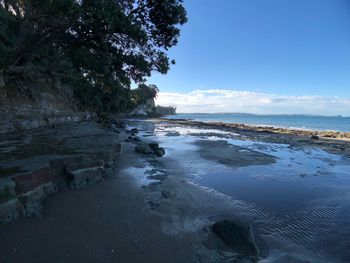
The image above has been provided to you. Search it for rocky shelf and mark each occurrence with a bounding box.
[0,121,122,223]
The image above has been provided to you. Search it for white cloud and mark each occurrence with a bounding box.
[155,89,350,116]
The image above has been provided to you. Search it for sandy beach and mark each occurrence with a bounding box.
[1,117,350,263]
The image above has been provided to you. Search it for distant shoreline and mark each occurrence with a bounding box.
[166,113,350,133]
[162,117,350,143]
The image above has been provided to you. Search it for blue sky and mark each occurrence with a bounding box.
[148,0,350,114]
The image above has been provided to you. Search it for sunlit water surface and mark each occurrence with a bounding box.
[129,120,350,262]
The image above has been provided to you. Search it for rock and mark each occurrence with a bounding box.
[135,144,153,154]
[131,128,139,133]
[161,190,171,198]
[211,220,260,257]
[0,177,20,223]
[310,135,319,140]
[18,182,57,216]
[165,131,180,137]
[146,143,165,157]
[112,120,126,129]
[133,136,142,141]
[148,142,160,151]
[0,177,16,203]
[0,121,121,223]
[155,147,165,157]
[68,167,104,190]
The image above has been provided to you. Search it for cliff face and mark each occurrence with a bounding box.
[131,98,156,116]
[0,78,94,134]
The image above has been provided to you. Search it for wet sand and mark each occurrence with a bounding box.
[1,118,350,263]
[0,140,202,263]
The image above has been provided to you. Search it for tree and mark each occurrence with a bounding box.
[0,0,187,111]
[131,83,158,106]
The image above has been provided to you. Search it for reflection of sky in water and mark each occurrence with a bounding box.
[150,122,350,263]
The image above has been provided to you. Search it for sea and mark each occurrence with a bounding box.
[167,113,350,132]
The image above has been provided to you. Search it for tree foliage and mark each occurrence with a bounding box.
[0,0,187,112]
[131,83,158,105]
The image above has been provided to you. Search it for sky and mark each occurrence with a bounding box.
[148,0,350,115]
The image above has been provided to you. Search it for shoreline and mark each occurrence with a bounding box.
[0,117,267,262]
[1,117,350,262]
[162,117,350,140]
[160,117,350,157]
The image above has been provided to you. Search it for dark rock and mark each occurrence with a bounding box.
[0,178,16,203]
[135,144,153,154]
[68,167,104,190]
[133,136,142,141]
[161,190,171,198]
[148,142,160,151]
[155,147,165,157]
[211,220,260,257]
[310,135,319,140]
[165,131,180,137]
[113,120,126,129]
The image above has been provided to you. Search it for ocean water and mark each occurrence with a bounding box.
[127,119,350,262]
[167,113,350,132]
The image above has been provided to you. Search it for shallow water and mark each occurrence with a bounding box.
[129,119,350,262]
[159,123,350,262]
[168,113,350,132]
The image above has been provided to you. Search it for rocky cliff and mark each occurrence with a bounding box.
[0,78,94,134]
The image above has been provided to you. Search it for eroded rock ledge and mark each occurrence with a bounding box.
[0,121,122,223]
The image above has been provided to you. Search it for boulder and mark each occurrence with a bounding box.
[310,135,319,140]
[148,142,160,151]
[135,144,153,154]
[211,220,260,257]
[155,147,165,157]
